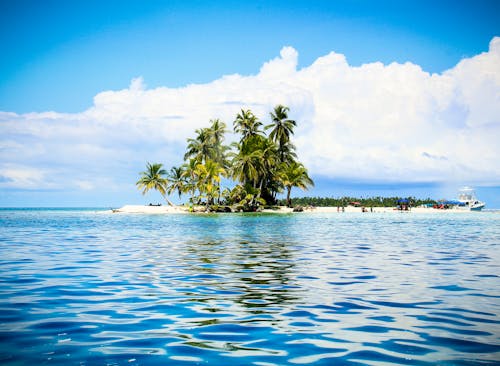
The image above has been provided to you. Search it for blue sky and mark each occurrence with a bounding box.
[2,0,499,112]
[1,0,499,207]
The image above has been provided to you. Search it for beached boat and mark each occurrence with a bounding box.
[455,187,485,211]
[433,187,485,211]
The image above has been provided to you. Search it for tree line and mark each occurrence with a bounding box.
[279,196,437,207]
[136,105,314,211]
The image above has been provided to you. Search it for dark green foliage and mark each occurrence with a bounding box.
[279,196,437,207]
[138,105,313,210]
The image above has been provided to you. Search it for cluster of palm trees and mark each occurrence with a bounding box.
[136,105,314,210]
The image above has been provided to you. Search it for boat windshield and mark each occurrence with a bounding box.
[458,187,476,201]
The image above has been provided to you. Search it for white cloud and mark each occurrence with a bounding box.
[258,46,299,79]
[1,37,499,195]
[0,164,52,189]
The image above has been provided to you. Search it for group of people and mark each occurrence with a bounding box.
[336,206,374,212]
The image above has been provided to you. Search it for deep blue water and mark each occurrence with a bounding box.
[0,209,499,365]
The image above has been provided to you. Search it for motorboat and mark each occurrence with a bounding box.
[456,187,485,211]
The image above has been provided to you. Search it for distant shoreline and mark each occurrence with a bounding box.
[108,205,487,214]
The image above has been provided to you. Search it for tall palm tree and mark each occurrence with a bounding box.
[136,162,173,206]
[277,141,298,164]
[230,138,263,188]
[184,128,214,163]
[266,105,297,163]
[208,118,229,167]
[233,109,263,142]
[167,166,186,201]
[254,136,278,199]
[209,119,226,147]
[281,161,314,207]
[181,158,199,203]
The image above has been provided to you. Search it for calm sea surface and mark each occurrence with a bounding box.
[0,209,499,365]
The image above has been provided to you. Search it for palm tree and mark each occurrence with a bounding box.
[238,184,266,210]
[208,118,229,167]
[254,136,278,200]
[209,119,225,146]
[184,128,214,163]
[136,162,174,206]
[167,166,186,201]
[277,141,298,164]
[194,159,226,208]
[230,138,263,188]
[205,158,227,204]
[266,105,297,163]
[138,105,314,210]
[233,109,263,142]
[281,161,314,207]
[182,158,199,203]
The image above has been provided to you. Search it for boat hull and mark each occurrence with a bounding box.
[454,202,485,211]
[470,204,485,211]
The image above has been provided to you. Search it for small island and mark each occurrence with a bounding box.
[134,105,314,212]
[109,104,484,215]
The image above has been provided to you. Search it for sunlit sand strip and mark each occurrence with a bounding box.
[109,205,189,214]
[108,205,479,214]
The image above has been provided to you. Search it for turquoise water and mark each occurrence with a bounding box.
[0,209,499,365]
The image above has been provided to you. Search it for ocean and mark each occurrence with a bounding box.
[0,208,499,365]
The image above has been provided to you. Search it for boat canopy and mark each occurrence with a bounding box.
[441,200,464,205]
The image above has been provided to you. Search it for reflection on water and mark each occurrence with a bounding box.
[0,210,499,365]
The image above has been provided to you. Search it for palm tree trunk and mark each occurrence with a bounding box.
[206,188,212,210]
[286,186,292,207]
[217,181,221,204]
[257,179,264,200]
[162,194,174,206]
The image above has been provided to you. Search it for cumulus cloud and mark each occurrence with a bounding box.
[1,38,499,195]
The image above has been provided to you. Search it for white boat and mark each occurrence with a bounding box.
[456,187,485,211]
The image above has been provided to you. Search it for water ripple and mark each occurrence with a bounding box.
[0,209,499,364]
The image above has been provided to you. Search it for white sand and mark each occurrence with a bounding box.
[263,206,471,213]
[307,206,473,213]
[110,205,476,214]
[110,205,189,214]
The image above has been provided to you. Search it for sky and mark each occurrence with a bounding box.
[1,0,500,207]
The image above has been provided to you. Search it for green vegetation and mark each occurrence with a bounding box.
[136,105,314,211]
[136,105,437,212]
[279,196,437,208]
[136,162,174,206]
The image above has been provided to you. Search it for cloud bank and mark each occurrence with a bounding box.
[1,38,499,196]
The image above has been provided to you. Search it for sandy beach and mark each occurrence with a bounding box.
[110,205,477,214]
